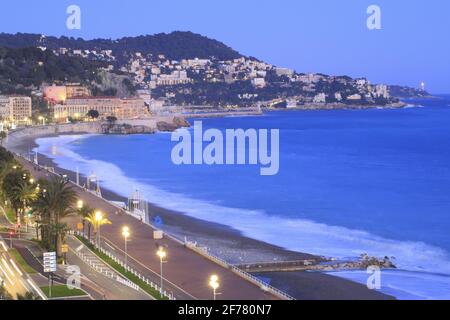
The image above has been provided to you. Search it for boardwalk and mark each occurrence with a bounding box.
[18,158,281,300]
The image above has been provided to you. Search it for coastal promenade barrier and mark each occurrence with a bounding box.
[184,242,295,301]
[12,151,294,300]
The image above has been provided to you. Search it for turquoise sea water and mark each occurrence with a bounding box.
[34,96,450,299]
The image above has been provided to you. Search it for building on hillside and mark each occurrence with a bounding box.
[151,71,193,87]
[44,84,91,103]
[53,97,149,121]
[0,95,32,126]
[275,67,294,77]
[251,78,266,88]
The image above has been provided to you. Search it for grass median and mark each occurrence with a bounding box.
[76,235,167,300]
[40,285,87,299]
[9,248,37,274]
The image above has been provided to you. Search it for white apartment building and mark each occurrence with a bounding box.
[151,71,193,86]
[0,96,32,125]
[251,78,266,88]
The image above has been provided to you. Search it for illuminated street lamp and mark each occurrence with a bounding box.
[38,116,46,126]
[77,200,84,209]
[157,247,167,297]
[122,226,130,268]
[209,275,220,300]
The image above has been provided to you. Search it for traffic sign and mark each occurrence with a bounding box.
[61,244,69,253]
[43,252,57,273]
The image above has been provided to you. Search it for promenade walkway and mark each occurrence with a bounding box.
[18,157,282,300]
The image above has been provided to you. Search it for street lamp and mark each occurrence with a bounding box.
[122,226,130,268]
[95,211,103,248]
[77,200,84,209]
[157,247,167,298]
[38,116,46,126]
[209,275,220,300]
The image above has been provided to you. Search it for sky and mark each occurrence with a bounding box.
[0,0,449,93]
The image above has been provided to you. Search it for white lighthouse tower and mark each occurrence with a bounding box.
[420,81,426,92]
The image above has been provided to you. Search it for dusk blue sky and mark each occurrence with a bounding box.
[1,0,449,93]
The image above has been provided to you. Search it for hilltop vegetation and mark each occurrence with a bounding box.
[0,47,107,94]
[0,31,243,61]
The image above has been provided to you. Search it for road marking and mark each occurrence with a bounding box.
[26,279,47,300]
[104,242,116,251]
[0,241,8,252]
[9,259,23,276]
[100,236,196,299]
[1,257,15,277]
[0,264,14,286]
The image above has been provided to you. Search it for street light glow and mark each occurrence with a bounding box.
[122,226,130,238]
[95,211,103,221]
[157,247,167,259]
[209,275,220,289]
[77,200,84,209]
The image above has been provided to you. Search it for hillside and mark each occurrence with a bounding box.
[0,47,118,94]
[0,31,243,61]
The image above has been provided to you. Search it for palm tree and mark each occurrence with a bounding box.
[2,170,36,226]
[33,178,77,256]
[84,211,112,246]
[77,204,95,238]
[0,131,7,146]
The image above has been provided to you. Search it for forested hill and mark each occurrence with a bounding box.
[0,31,243,61]
[0,47,108,94]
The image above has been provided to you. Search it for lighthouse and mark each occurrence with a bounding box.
[420,82,426,92]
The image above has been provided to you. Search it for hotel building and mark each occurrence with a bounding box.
[0,95,32,125]
[53,97,150,121]
[44,84,91,103]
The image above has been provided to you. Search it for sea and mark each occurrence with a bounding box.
[34,95,450,300]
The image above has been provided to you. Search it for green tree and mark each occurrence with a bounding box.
[77,204,95,239]
[84,211,112,246]
[87,109,100,120]
[2,169,36,226]
[0,131,7,146]
[33,178,77,256]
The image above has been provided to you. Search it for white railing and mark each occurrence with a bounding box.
[185,241,294,300]
[75,232,174,300]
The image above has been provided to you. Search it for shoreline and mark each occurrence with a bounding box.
[5,125,395,300]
